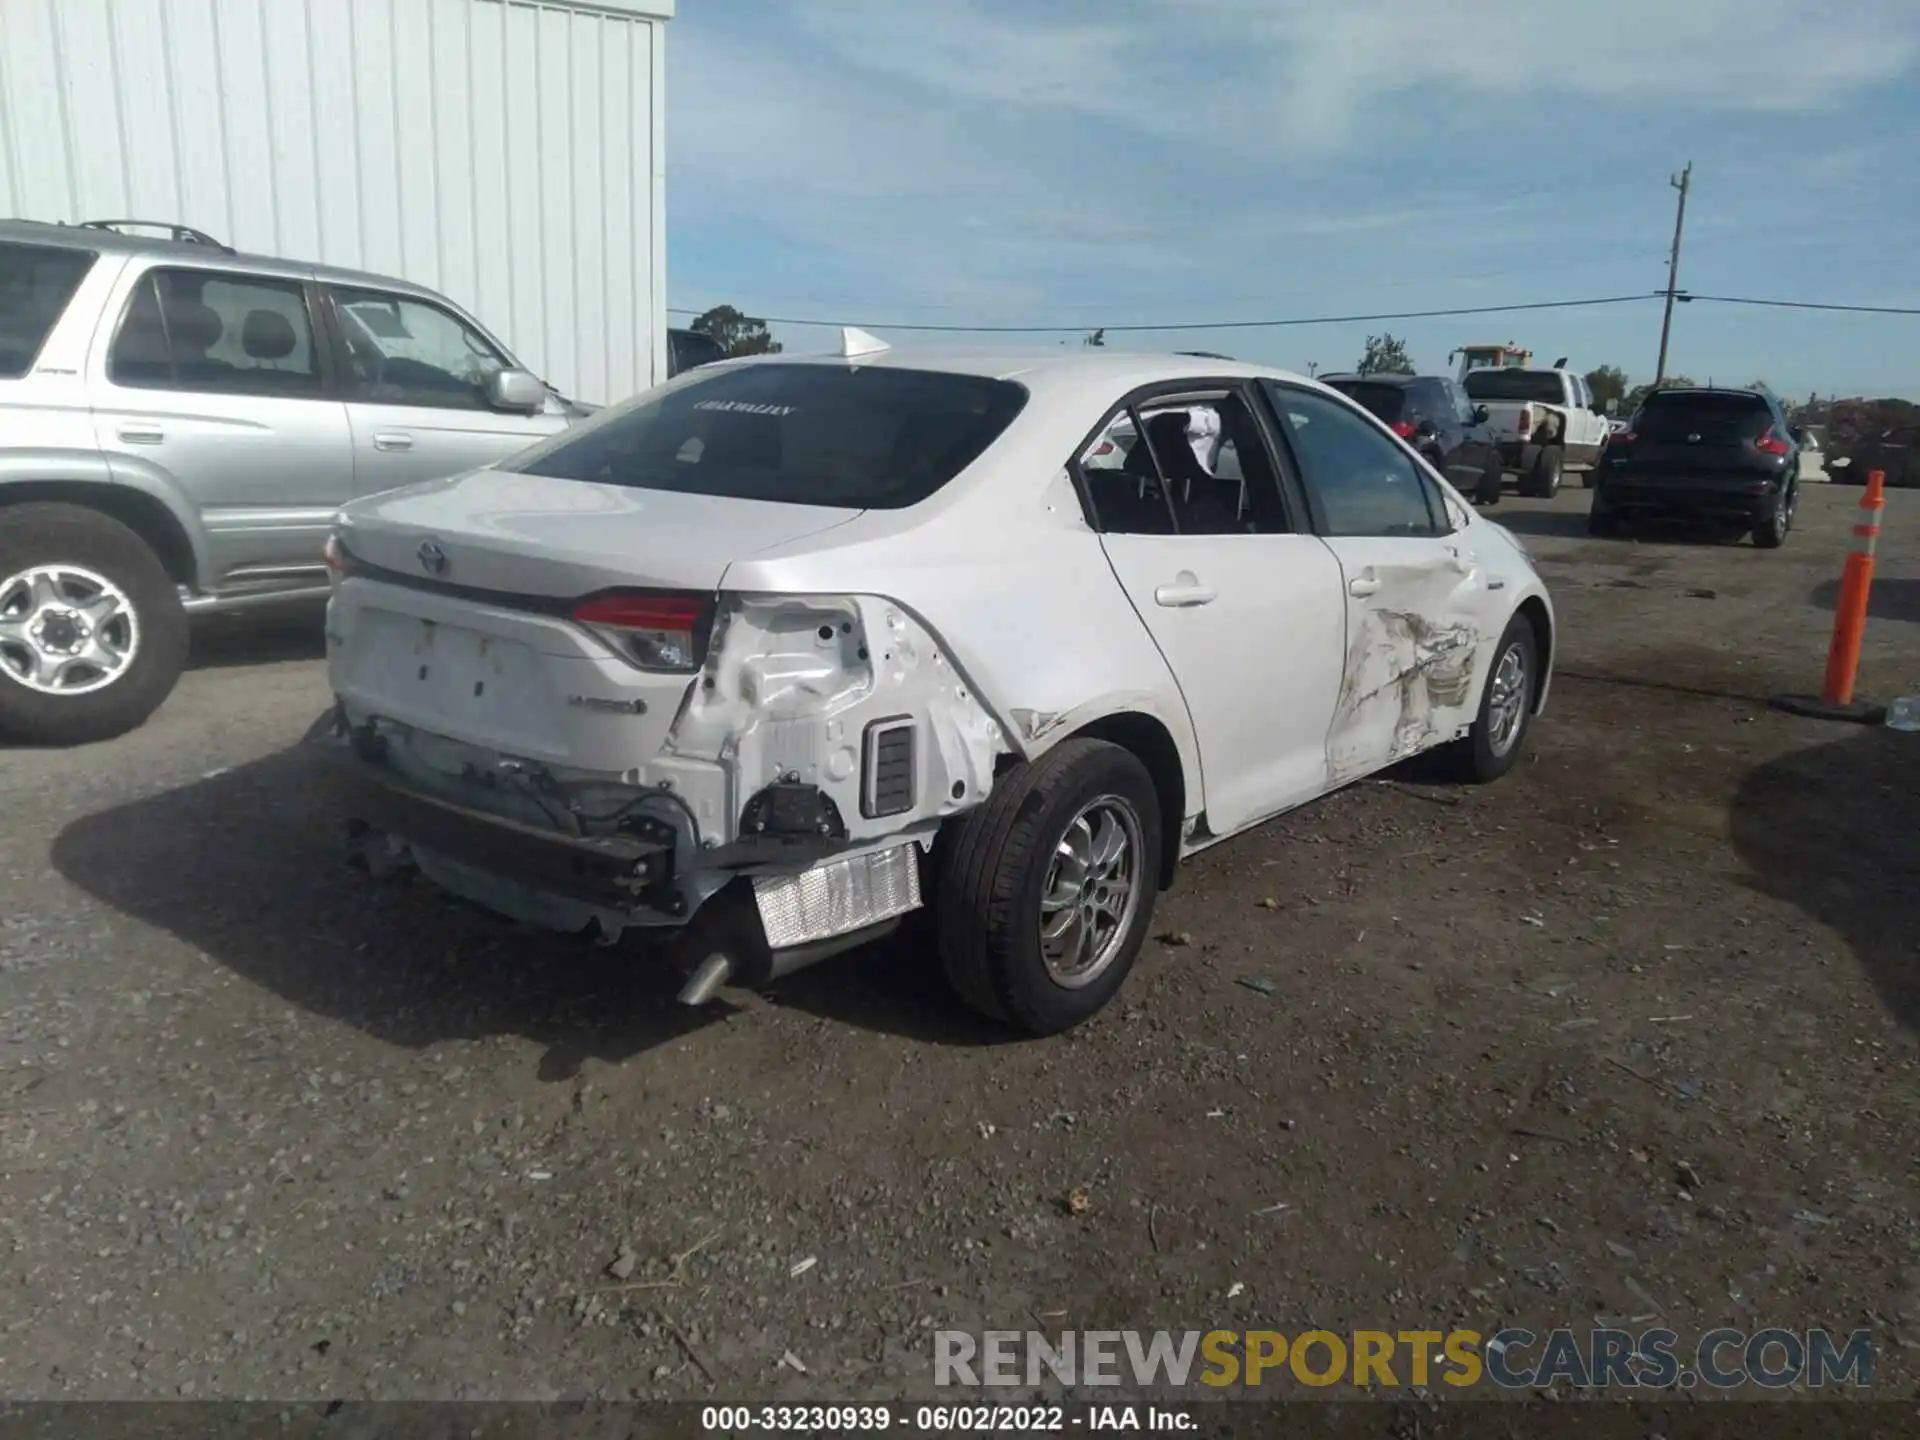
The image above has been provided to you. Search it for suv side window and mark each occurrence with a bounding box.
[1262,383,1444,537]
[1448,380,1477,426]
[0,242,96,379]
[109,267,322,397]
[328,287,509,410]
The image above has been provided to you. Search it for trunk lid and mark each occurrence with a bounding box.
[336,467,864,599]
[328,469,864,772]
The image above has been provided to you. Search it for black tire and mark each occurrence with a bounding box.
[1519,444,1564,499]
[1475,457,1503,506]
[936,737,1163,1035]
[0,503,188,746]
[1752,486,1791,549]
[1448,613,1538,784]
[1587,500,1623,537]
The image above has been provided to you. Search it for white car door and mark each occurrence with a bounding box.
[1085,384,1349,835]
[1260,382,1503,784]
[323,284,569,497]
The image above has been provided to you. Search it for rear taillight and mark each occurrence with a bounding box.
[1517,410,1532,437]
[1618,429,1637,444]
[572,591,713,673]
[1755,425,1790,456]
[1390,421,1417,439]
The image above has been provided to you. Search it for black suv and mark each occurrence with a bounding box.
[1592,387,1801,547]
[1321,373,1503,505]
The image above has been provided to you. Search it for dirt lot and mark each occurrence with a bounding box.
[2,482,1917,1403]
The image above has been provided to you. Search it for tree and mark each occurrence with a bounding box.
[689,304,782,357]
[1584,365,1629,410]
[1084,328,1107,347]
[1357,333,1414,376]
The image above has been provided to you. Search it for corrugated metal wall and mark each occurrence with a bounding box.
[0,0,669,405]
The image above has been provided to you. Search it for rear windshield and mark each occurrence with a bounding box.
[1463,370,1565,403]
[518,362,1028,509]
[1323,380,1408,423]
[0,242,96,378]
[1637,392,1770,441]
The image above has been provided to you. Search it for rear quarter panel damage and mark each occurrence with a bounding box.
[720,462,1207,831]
[664,594,1005,847]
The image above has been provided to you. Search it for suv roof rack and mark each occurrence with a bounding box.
[76,220,235,254]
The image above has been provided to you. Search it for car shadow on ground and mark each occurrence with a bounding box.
[50,741,1011,1078]
[1808,577,1920,624]
[188,602,329,670]
[1729,725,1920,1036]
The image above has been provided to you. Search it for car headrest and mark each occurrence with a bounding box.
[165,298,224,353]
[241,309,298,361]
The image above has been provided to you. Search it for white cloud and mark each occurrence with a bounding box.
[666,0,1920,328]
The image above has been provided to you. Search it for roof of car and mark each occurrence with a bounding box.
[719,344,1314,389]
[0,217,454,304]
[1642,386,1773,400]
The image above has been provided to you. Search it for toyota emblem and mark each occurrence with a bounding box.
[1687,433,1702,443]
[416,539,449,577]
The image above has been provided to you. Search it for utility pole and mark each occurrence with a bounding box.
[1655,161,1692,384]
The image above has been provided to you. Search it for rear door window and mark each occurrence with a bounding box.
[109,267,323,397]
[516,363,1027,509]
[0,242,96,378]
[1637,392,1770,443]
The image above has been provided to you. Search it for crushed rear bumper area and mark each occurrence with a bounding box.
[318,742,674,912]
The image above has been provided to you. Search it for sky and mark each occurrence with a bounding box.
[663,0,1920,400]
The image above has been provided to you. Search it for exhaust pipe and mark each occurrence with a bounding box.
[675,951,733,1007]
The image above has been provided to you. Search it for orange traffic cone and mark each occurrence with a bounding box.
[1773,469,1889,724]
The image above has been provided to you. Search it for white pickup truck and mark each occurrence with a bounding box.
[1461,367,1612,497]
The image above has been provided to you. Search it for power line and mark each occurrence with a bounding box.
[665,293,1658,335]
[1685,293,1920,316]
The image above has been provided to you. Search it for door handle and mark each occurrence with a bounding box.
[1347,574,1380,598]
[372,432,414,452]
[1153,582,1216,608]
[117,424,164,444]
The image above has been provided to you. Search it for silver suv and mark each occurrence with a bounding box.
[0,219,585,745]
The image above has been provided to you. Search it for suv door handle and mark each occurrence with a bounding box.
[117,424,164,444]
[372,432,414,452]
[1347,572,1380,598]
[1154,581,1216,608]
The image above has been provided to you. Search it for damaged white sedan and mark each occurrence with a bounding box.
[319,332,1553,1034]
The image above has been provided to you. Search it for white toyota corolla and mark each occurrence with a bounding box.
[320,332,1554,1034]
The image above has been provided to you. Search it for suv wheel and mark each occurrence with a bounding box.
[1752,487,1792,549]
[936,738,1162,1035]
[0,504,189,745]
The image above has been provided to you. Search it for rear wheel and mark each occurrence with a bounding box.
[936,738,1162,1035]
[0,503,188,746]
[1752,485,1792,548]
[1520,444,1564,499]
[1587,499,1623,537]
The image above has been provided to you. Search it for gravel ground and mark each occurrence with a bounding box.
[2,483,1917,1402]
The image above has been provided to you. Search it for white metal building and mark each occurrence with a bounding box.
[0,0,672,405]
